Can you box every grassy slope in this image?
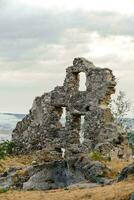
[0,177,133,200]
[0,155,133,200]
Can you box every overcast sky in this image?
[0,0,134,113]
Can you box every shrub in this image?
[0,140,15,160]
[89,150,103,161]
[0,188,8,193]
[89,150,111,162]
[109,90,134,158]
[128,132,134,156]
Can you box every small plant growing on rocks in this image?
[89,150,111,162]
[89,150,104,161]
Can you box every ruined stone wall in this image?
[12,58,117,154]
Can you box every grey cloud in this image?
[0,4,134,63]
[0,2,134,112]
[0,8,133,40]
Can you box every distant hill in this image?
[0,113,25,131]
[0,113,26,141]
[2,113,25,118]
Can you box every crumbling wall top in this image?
[66,57,95,73]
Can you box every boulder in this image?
[130,193,134,200]
[0,156,112,190]
[118,163,134,181]
[23,156,112,190]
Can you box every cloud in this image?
[0,1,134,112]
[0,8,134,65]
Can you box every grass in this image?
[0,154,33,173]
[0,153,133,200]
[0,177,133,200]
[105,158,133,179]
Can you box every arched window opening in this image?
[59,107,66,127]
[79,72,86,91]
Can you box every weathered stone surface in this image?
[22,156,111,190]
[23,160,84,190]
[0,176,13,189]
[12,57,117,155]
[0,156,111,191]
[118,163,134,181]
[0,167,23,189]
[94,142,114,155]
[130,193,134,200]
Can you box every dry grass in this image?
[0,155,33,172]
[0,155,133,200]
[0,177,133,200]
[105,158,132,178]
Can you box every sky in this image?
[0,0,134,113]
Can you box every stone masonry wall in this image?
[12,58,117,155]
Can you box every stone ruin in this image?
[12,57,117,156]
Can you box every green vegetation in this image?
[89,150,104,161]
[110,90,134,156]
[0,188,8,193]
[89,150,111,162]
[128,132,134,155]
[0,140,15,160]
[109,90,131,130]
